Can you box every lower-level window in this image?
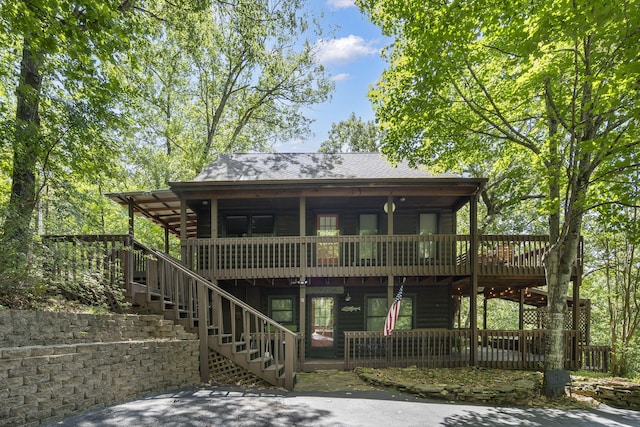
[269,296,295,324]
[366,295,414,331]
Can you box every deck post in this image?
[284,332,295,390]
[125,197,135,290]
[299,196,307,367]
[387,196,394,264]
[573,275,581,367]
[469,191,479,366]
[299,282,306,368]
[197,281,210,383]
[180,199,187,263]
[519,288,525,330]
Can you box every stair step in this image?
[236,349,260,359]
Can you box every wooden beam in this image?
[469,192,479,366]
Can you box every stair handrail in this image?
[139,242,297,389]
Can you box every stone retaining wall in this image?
[0,310,201,426]
[573,379,640,410]
[356,368,540,405]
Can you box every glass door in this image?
[317,214,339,265]
[309,296,335,357]
[419,213,438,259]
[359,213,378,264]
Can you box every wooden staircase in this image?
[128,244,297,389]
[41,235,297,390]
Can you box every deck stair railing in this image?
[41,235,297,390]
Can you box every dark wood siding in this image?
[301,284,452,358]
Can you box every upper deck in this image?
[184,234,569,289]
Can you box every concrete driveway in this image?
[49,386,640,427]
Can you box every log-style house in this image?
[45,153,608,389]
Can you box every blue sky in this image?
[274,0,391,153]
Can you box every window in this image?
[251,215,275,236]
[366,295,414,331]
[225,214,274,237]
[269,296,295,324]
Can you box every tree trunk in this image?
[543,221,582,394]
[2,44,43,258]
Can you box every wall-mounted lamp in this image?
[345,292,351,302]
[383,202,396,213]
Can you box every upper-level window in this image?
[225,214,274,237]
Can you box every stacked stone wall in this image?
[0,310,200,426]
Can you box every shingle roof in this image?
[192,153,456,182]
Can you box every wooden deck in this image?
[184,234,556,281]
[41,234,606,376]
[344,330,610,372]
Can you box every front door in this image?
[309,296,335,357]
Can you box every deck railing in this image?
[42,234,136,289]
[345,329,608,372]
[186,234,552,280]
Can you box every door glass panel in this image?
[419,213,438,258]
[359,213,378,261]
[311,297,334,348]
[317,214,339,265]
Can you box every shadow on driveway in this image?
[49,386,640,427]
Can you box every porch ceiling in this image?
[106,189,197,238]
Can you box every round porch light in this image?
[383,202,396,213]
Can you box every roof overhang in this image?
[106,177,486,239]
[170,177,487,212]
[105,189,197,238]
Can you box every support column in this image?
[387,195,394,297]
[164,227,170,254]
[125,197,135,289]
[197,282,210,383]
[387,275,394,306]
[210,198,218,238]
[299,283,306,367]
[180,199,187,263]
[127,197,135,237]
[483,296,488,330]
[519,288,525,330]
[469,192,479,366]
[298,196,307,367]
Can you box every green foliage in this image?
[318,112,381,153]
[583,204,640,377]
[358,0,640,376]
[124,0,333,180]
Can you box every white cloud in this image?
[331,73,351,82]
[326,0,356,9]
[314,35,380,65]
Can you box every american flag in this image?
[383,285,404,336]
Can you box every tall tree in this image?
[0,0,141,259]
[358,0,640,390]
[318,112,381,153]
[127,0,333,182]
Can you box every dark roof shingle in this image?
[192,153,455,182]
